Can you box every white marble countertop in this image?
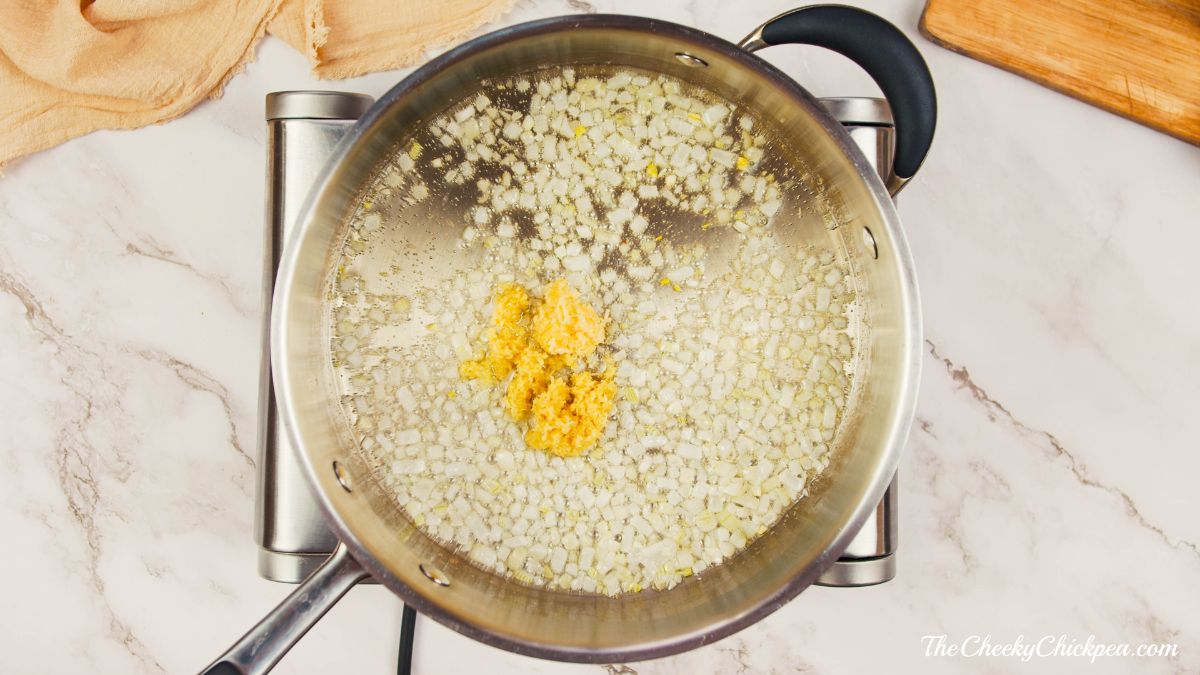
[2,0,1197,672]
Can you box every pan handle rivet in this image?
[862,226,879,259]
[332,460,353,492]
[420,563,451,587]
[674,52,708,68]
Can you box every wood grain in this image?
[921,0,1200,145]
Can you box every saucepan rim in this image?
[271,12,921,662]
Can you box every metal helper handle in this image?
[739,4,938,195]
[258,91,374,582]
[816,477,897,586]
[202,543,369,675]
[208,91,377,674]
[815,95,904,587]
[735,7,933,585]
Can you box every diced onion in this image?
[330,65,856,597]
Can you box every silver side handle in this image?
[257,91,373,582]
[816,97,900,587]
[816,479,897,586]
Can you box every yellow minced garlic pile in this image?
[460,279,617,458]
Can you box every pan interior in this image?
[278,16,913,661]
[329,59,860,590]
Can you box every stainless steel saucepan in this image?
[206,6,935,673]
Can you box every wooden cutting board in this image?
[920,0,1200,145]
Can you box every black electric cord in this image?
[397,604,417,675]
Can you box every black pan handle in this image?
[739,5,937,191]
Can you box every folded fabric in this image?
[0,0,515,168]
[270,0,515,79]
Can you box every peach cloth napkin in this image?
[0,0,514,168]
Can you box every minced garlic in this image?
[461,279,616,457]
[525,363,616,457]
[457,282,529,383]
[532,278,604,359]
